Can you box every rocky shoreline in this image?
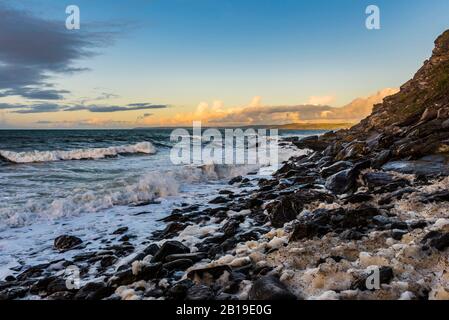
[2,30,449,301]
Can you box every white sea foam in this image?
[0,141,157,164]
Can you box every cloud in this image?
[139,89,398,126]
[12,104,60,114]
[34,118,134,128]
[0,102,168,114]
[0,3,115,100]
[307,95,336,106]
[63,103,168,113]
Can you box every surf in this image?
[0,141,157,164]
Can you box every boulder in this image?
[151,241,190,263]
[54,235,82,251]
[248,276,296,300]
[267,190,335,228]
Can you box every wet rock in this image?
[107,269,136,287]
[166,279,194,300]
[163,259,193,271]
[267,190,335,228]
[186,284,215,300]
[362,172,409,193]
[372,150,392,169]
[383,160,449,177]
[229,176,243,185]
[142,244,160,256]
[290,204,379,241]
[320,161,353,178]
[112,227,128,235]
[0,286,29,300]
[47,291,75,300]
[325,169,356,195]
[4,276,16,282]
[74,282,114,300]
[325,160,371,194]
[248,276,296,300]
[151,241,190,263]
[54,235,83,251]
[165,252,207,263]
[221,219,241,237]
[293,135,329,152]
[47,278,73,295]
[209,196,229,204]
[138,263,164,280]
[153,222,186,239]
[100,255,118,268]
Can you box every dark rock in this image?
[290,204,379,241]
[47,278,73,295]
[248,276,297,300]
[100,255,118,268]
[266,190,335,228]
[219,190,234,195]
[165,252,207,263]
[153,222,186,239]
[293,135,329,152]
[221,219,240,237]
[185,284,215,300]
[421,231,449,251]
[209,196,229,204]
[74,282,114,300]
[410,220,428,229]
[151,241,190,263]
[372,150,392,169]
[362,171,409,193]
[47,291,76,300]
[229,176,243,185]
[421,190,449,203]
[163,259,193,271]
[325,169,356,195]
[343,192,374,204]
[107,269,136,287]
[16,264,49,281]
[320,161,353,178]
[4,276,16,282]
[378,187,415,205]
[392,229,408,240]
[0,286,29,300]
[142,244,160,256]
[138,263,164,280]
[166,279,194,300]
[54,235,82,251]
[112,227,128,235]
[383,160,449,177]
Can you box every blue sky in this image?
[1,0,449,127]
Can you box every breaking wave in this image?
[0,142,157,164]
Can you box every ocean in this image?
[0,129,320,279]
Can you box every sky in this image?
[0,0,449,128]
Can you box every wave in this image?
[0,142,157,164]
[0,162,258,228]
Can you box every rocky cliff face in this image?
[308,30,449,163]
